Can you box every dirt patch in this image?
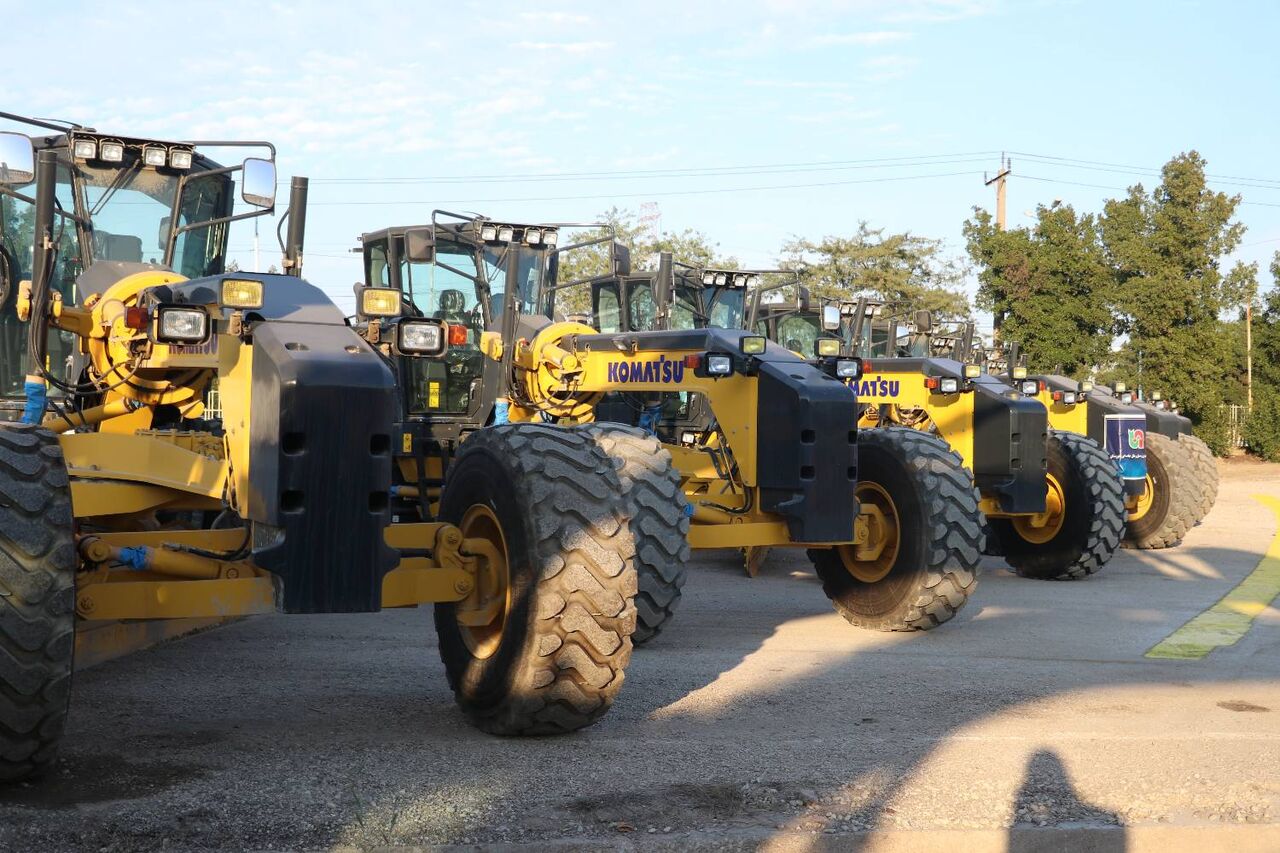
[1218,700,1271,713]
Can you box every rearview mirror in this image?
[821,304,841,331]
[913,309,933,334]
[404,228,435,263]
[611,242,632,276]
[0,132,34,186]
[797,286,812,313]
[241,158,277,208]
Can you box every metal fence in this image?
[1224,404,1247,449]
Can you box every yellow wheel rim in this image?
[841,481,900,583]
[1128,473,1155,521]
[456,504,511,660]
[1012,474,1067,544]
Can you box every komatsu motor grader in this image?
[973,339,1205,549]
[742,296,1125,582]
[356,216,984,642]
[0,120,644,784]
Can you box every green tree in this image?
[963,204,1114,377]
[553,207,735,315]
[778,222,969,317]
[1099,151,1254,453]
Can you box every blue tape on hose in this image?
[494,399,510,425]
[118,546,150,571]
[21,381,47,425]
[638,404,662,435]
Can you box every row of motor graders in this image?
[0,118,994,784]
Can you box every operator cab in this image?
[0,116,276,421]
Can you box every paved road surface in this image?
[1,460,1277,852]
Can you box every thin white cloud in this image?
[513,40,613,54]
[518,11,590,24]
[860,54,919,81]
[812,30,913,46]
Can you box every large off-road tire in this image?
[574,424,690,645]
[1123,432,1199,549]
[992,432,1125,579]
[1178,432,1219,524]
[0,424,76,783]
[435,424,639,735]
[809,428,983,631]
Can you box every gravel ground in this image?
[0,459,1277,851]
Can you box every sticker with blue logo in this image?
[1104,414,1147,481]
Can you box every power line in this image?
[302,169,986,206]
[300,151,1002,185]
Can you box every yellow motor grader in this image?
[355,219,986,642]
[0,119,645,783]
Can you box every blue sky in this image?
[3,0,1278,324]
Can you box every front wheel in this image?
[1178,433,1219,524]
[0,425,76,784]
[809,428,983,631]
[435,425,639,735]
[992,432,1125,579]
[1123,433,1198,549]
[573,424,689,646]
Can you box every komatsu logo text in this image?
[606,356,686,384]
[846,377,901,398]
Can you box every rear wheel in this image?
[992,432,1125,579]
[1178,433,1218,524]
[809,428,983,631]
[1123,432,1198,549]
[575,424,689,645]
[0,425,76,783]
[435,425,639,734]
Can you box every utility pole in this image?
[1247,301,1254,409]
[985,154,1011,230]
[985,154,1012,341]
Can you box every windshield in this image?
[77,161,229,278]
[671,285,745,331]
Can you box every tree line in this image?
[566,152,1275,459]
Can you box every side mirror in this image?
[404,228,435,263]
[241,158,277,208]
[611,242,632,276]
[159,216,171,251]
[797,285,812,313]
[0,132,35,186]
[913,309,933,334]
[821,304,841,331]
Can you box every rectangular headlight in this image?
[1011,366,1028,379]
[143,146,168,167]
[480,224,498,242]
[963,363,982,379]
[72,139,97,160]
[702,272,715,285]
[1120,392,1134,404]
[524,228,542,245]
[815,338,841,357]
[497,225,514,242]
[1114,382,1127,393]
[360,287,402,318]
[938,377,960,394]
[155,306,209,343]
[398,320,447,356]
[221,278,264,309]
[1020,380,1039,396]
[706,354,733,375]
[542,229,558,247]
[1079,381,1094,393]
[740,335,766,354]
[835,359,861,379]
[169,149,193,170]
[99,141,125,162]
